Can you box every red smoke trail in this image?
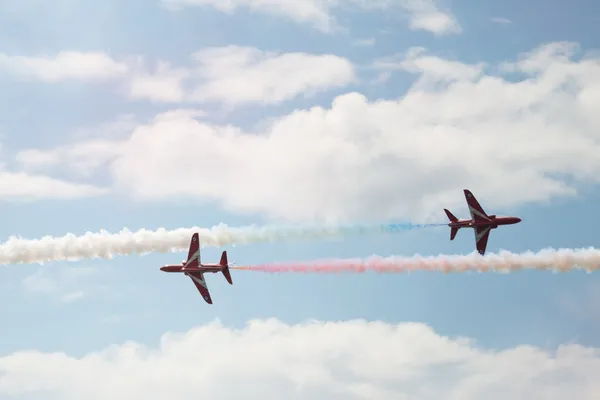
[230,248,600,274]
[232,259,481,273]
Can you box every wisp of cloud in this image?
[231,247,600,273]
[0,223,440,265]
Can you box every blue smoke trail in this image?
[326,221,445,236]
[381,222,446,232]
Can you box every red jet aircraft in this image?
[160,232,233,304]
[444,189,521,255]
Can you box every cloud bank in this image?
[0,47,355,107]
[0,319,598,399]
[161,0,462,35]
[13,41,600,222]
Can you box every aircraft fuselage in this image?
[160,263,223,273]
[448,216,521,229]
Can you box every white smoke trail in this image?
[0,222,438,265]
[231,247,600,274]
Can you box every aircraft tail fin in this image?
[444,208,458,222]
[220,251,233,285]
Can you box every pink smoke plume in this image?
[230,248,600,274]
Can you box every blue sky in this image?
[1,0,600,397]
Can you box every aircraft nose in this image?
[160,266,166,271]
[516,217,522,223]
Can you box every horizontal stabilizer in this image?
[450,227,459,240]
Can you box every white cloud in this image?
[492,17,512,25]
[16,114,137,178]
[1,47,354,107]
[352,37,376,46]
[0,51,129,82]
[187,46,356,106]
[162,0,339,32]
[69,113,139,141]
[400,0,462,35]
[22,266,115,303]
[17,140,126,178]
[370,71,392,85]
[0,138,109,201]
[17,41,600,223]
[0,172,108,201]
[23,266,96,302]
[161,0,461,35]
[373,47,486,86]
[127,61,190,103]
[15,110,200,181]
[127,46,355,106]
[500,41,581,74]
[0,319,598,399]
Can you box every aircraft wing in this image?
[474,225,492,255]
[187,271,213,304]
[464,189,491,223]
[185,233,200,268]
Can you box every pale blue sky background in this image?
[1,0,600,361]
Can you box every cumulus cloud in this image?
[0,134,110,201]
[17,140,127,178]
[0,171,108,201]
[161,0,461,35]
[0,319,598,399]
[16,114,137,179]
[163,0,339,32]
[126,61,190,103]
[373,47,486,86]
[186,45,355,106]
[124,46,355,105]
[400,0,462,35]
[0,47,354,107]
[16,41,600,222]
[0,51,129,82]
